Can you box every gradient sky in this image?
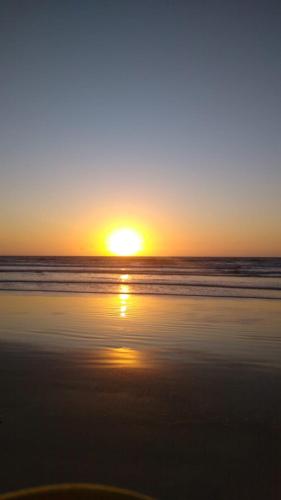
[0,0,280,256]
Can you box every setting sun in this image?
[107,229,143,256]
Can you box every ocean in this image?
[0,256,280,299]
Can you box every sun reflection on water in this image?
[105,347,142,368]
[119,280,130,318]
[120,274,129,281]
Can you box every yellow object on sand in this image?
[0,484,154,500]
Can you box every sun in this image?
[107,228,143,256]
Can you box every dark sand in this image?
[0,293,281,499]
[1,345,281,499]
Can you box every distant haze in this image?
[0,0,280,256]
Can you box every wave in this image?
[0,286,280,300]
[0,256,280,275]
[0,278,280,291]
[1,268,280,277]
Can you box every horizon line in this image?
[0,255,280,259]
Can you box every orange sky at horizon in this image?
[1,208,280,257]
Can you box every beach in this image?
[1,0,281,497]
[0,291,280,500]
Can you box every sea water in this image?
[0,256,280,299]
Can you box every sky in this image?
[0,0,280,256]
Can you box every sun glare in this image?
[107,229,143,256]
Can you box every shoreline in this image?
[1,289,280,300]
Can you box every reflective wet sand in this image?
[0,292,280,499]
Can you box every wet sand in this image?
[0,293,281,499]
